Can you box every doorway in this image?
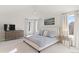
[24,19,38,36]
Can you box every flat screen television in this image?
[9,24,15,31]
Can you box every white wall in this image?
[38,15,60,30]
[0,10,41,41]
[0,13,60,32]
[0,6,61,41]
[0,14,24,31]
[0,5,62,32]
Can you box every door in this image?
[24,19,38,36]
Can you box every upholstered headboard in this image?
[39,26,59,36]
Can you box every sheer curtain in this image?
[61,14,68,37]
[61,10,79,47]
[74,10,79,47]
[61,13,72,46]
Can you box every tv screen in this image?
[9,24,15,31]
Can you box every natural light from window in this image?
[67,15,75,24]
[9,48,18,53]
[67,15,75,35]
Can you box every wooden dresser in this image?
[5,30,24,40]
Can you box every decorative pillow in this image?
[47,31,56,38]
[43,30,48,37]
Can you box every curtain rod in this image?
[61,10,79,15]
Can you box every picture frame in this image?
[44,18,55,25]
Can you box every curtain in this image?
[74,11,79,47]
[61,10,79,47]
[61,14,68,37]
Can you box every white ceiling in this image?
[0,5,79,16]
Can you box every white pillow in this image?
[43,30,48,37]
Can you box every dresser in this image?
[5,30,24,40]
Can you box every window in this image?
[67,15,75,35]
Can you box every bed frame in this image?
[23,40,59,53]
[23,40,41,53]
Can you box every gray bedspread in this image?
[26,35,58,47]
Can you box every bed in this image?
[23,31,59,53]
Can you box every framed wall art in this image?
[44,18,55,25]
